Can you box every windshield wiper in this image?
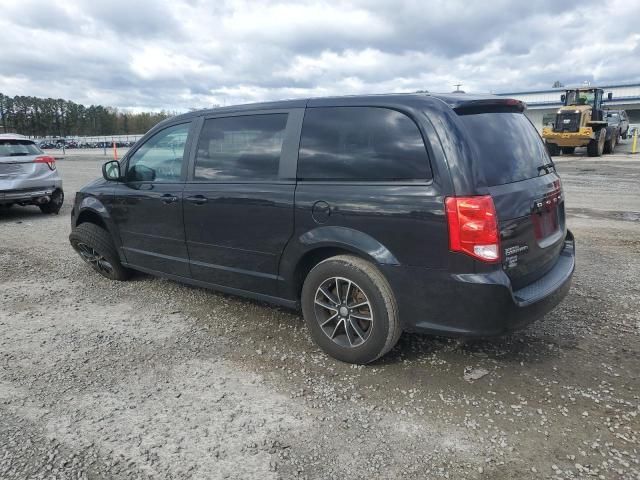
[538,162,555,175]
[9,153,29,156]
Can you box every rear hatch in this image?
[0,139,43,182]
[457,109,566,289]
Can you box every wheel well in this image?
[76,210,107,231]
[293,247,364,299]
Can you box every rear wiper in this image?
[538,162,555,175]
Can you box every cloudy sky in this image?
[1,0,639,112]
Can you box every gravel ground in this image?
[1,147,639,480]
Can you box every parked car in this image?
[69,94,575,364]
[0,134,64,214]
[605,110,630,139]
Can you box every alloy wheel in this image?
[75,242,114,275]
[314,276,373,348]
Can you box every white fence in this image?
[35,134,144,144]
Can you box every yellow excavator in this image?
[542,87,618,156]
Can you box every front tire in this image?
[587,130,605,157]
[301,255,401,364]
[69,223,131,281]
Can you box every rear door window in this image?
[298,107,431,181]
[458,112,550,186]
[194,114,288,181]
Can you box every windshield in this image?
[458,112,552,186]
[0,139,42,157]
[565,90,595,106]
[606,112,620,123]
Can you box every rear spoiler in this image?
[453,98,526,115]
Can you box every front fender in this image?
[77,195,109,218]
[73,193,126,262]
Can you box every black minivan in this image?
[70,93,575,364]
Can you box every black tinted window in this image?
[458,112,550,186]
[298,107,430,180]
[195,114,287,181]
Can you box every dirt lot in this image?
[1,148,639,480]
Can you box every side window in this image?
[194,114,288,181]
[126,123,190,182]
[298,107,431,181]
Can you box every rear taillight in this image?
[34,155,56,170]
[445,195,500,263]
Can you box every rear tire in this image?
[39,189,64,214]
[301,255,401,364]
[561,147,575,155]
[603,135,616,154]
[587,130,605,157]
[69,223,131,281]
[546,142,560,156]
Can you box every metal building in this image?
[496,83,640,131]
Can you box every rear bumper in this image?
[380,230,575,337]
[0,186,61,204]
[0,171,62,204]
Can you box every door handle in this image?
[185,195,208,205]
[161,194,178,204]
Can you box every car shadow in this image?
[0,205,47,223]
[376,325,571,367]
[0,203,70,223]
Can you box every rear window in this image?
[458,112,550,186]
[0,139,42,157]
[298,107,431,181]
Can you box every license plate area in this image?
[532,207,559,239]
[532,186,562,241]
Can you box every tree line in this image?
[0,93,175,137]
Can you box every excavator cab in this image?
[562,88,600,108]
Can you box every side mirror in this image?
[102,160,121,181]
[560,94,566,103]
[607,92,613,101]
